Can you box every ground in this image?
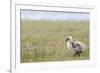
[20,20,89,63]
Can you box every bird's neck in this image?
[66,41,73,49]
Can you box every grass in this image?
[20,20,89,63]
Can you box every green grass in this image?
[20,20,89,63]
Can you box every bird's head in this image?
[65,36,73,42]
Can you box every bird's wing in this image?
[74,41,87,51]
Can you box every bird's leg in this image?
[74,51,82,57]
[74,52,78,57]
[77,53,80,57]
[77,51,83,57]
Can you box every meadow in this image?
[20,20,89,63]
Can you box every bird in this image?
[65,36,86,57]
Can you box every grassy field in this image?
[20,20,89,63]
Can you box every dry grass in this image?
[20,20,89,63]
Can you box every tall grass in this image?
[21,20,89,63]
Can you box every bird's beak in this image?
[65,38,69,42]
